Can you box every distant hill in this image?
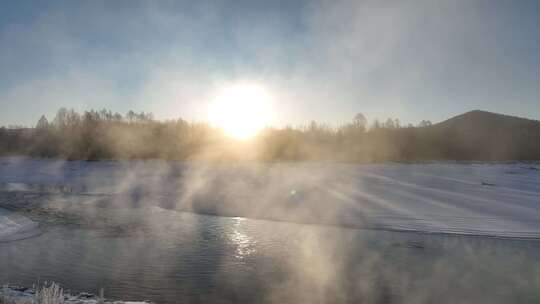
[436,110,540,130]
[415,110,540,160]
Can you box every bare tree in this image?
[418,120,432,127]
[353,113,367,130]
[384,118,395,129]
[36,115,49,130]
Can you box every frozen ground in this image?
[1,157,540,239]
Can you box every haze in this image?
[1,0,540,127]
[2,2,540,304]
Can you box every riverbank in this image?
[1,285,151,304]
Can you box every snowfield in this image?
[1,157,540,239]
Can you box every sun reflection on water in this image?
[230,217,256,259]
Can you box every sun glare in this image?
[208,83,273,140]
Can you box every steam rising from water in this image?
[1,158,540,303]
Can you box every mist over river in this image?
[1,157,540,303]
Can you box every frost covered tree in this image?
[371,119,381,130]
[418,120,432,127]
[36,115,49,130]
[384,118,395,129]
[353,113,367,130]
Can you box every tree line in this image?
[1,108,538,162]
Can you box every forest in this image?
[1,108,539,162]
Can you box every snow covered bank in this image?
[0,208,40,242]
[2,157,540,239]
[0,285,151,304]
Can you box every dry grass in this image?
[1,282,64,304]
[34,282,64,304]
[0,282,113,304]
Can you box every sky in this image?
[1,0,540,127]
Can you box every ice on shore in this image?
[0,285,151,304]
[0,207,40,242]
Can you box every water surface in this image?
[1,158,540,303]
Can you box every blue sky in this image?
[1,0,540,127]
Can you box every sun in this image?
[208,83,273,140]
